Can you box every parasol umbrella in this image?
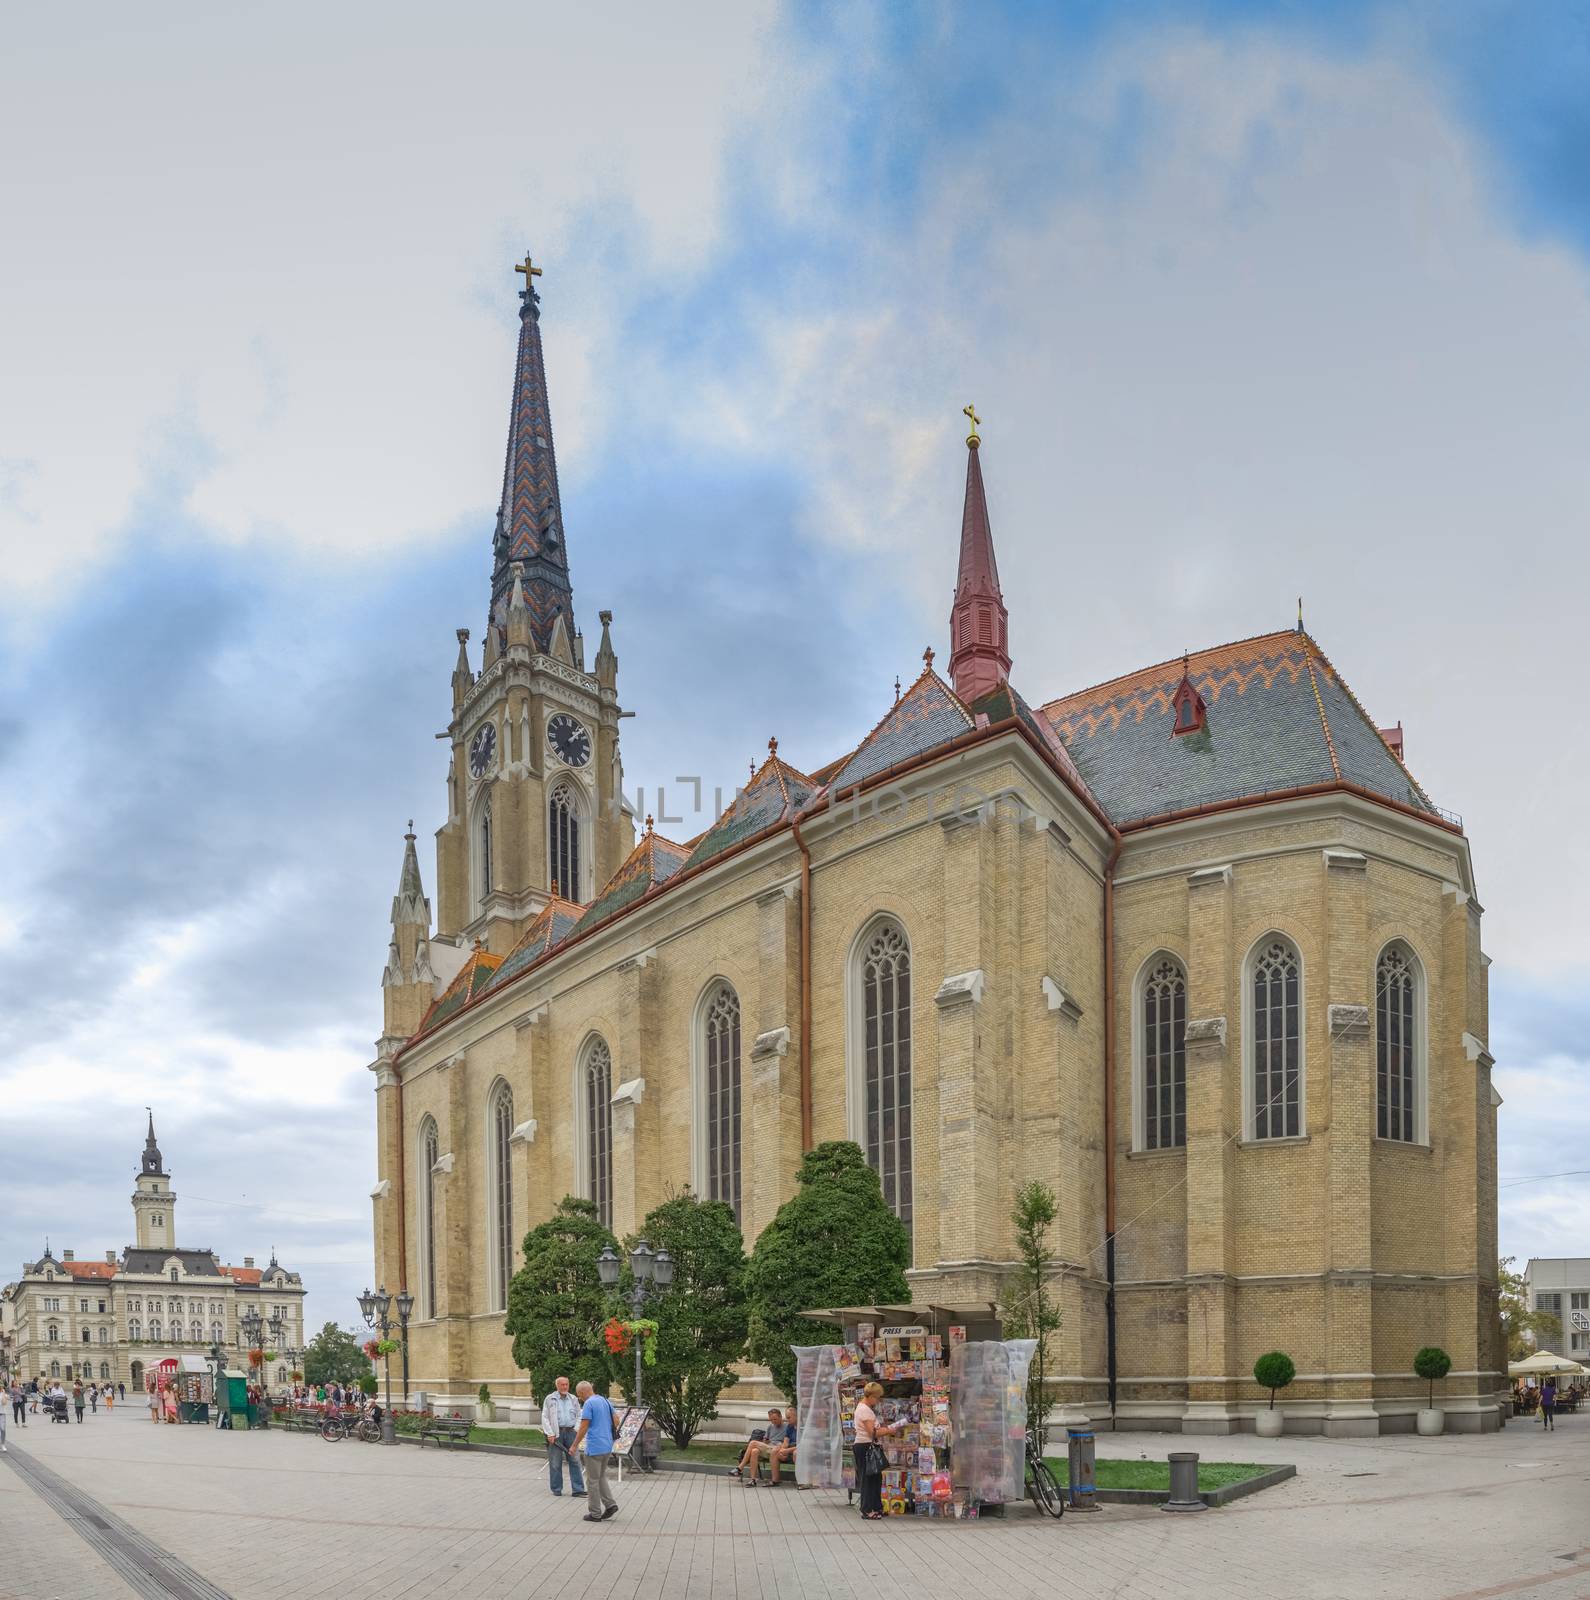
[1507,1351,1588,1378]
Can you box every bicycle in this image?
[320,1408,382,1444]
[1025,1428,1065,1518]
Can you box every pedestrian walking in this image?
[73,1383,85,1422]
[117,1382,125,1401]
[90,1386,98,1413]
[569,1381,618,1523]
[1,1392,7,1453]
[1541,1377,1557,1431]
[8,1380,24,1427]
[541,1376,586,1498]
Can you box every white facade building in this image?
[0,1118,306,1390]
[1523,1258,1590,1360]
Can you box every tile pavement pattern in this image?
[4,1410,1590,1600]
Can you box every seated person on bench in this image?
[735,1409,796,1484]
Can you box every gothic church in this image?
[369,260,1503,1435]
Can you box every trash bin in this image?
[1066,1428,1098,1511]
[1162,1451,1206,1513]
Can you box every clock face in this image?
[468,722,497,778]
[547,713,591,768]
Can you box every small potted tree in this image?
[1413,1347,1451,1436]
[477,1382,495,1423]
[1253,1351,1295,1437]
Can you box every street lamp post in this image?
[596,1241,674,1407]
[394,1289,414,1407]
[268,1311,284,1397]
[357,1286,399,1445]
[207,1342,225,1427]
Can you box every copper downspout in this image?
[395,1072,408,1292]
[1101,835,1123,1422]
[791,806,816,1152]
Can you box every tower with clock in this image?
[422,258,635,956]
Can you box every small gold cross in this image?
[515,254,543,291]
[963,403,981,445]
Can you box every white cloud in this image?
[0,1,774,602]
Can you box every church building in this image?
[368,259,1503,1435]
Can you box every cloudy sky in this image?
[2,1,1587,1338]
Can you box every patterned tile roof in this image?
[828,666,975,793]
[417,943,504,1034]
[968,679,1096,801]
[571,826,691,937]
[1041,630,1433,827]
[483,895,587,993]
[677,746,820,875]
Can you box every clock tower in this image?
[132,1111,175,1250]
[431,258,634,951]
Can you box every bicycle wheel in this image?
[1028,1456,1065,1519]
[359,1419,383,1443]
[319,1418,345,1442]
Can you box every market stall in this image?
[793,1303,1034,1520]
[149,1354,217,1423]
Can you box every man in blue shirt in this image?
[570,1380,619,1521]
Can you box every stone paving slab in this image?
[4,1408,1590,1600]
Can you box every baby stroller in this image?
[51,1394,70,1423]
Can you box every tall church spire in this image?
[947,406,1011,704]
[490,253,576,656]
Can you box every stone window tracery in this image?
[583,1037,612,1230]
[1376,944,1418,1142]
[549,780,580,899]
[703,984,743,1223]
[487,1080,514,1313]
[419,1116,440,1320]
[1251,937,1302,1139]
[1142,956,1187,1150]
[859,921,913,1226]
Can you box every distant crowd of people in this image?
[3,1376,124,1443]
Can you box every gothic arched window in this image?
[486,1080,515,1312]
[701,984,743,1223]
[419,1116,440,1320]
[47,1323,59,1342]
[100,1361,110,1380]
[478,794,494,900]
[582,1037,613,1229]
[857,920,913,1226]
[1249,936,1302,1140]
[1377,944,1419,1142]
[1140,956,1187,1150]
[549,780,581,899]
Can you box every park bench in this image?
[417,1414,473,1449]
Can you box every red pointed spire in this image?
[947,409,1010,704]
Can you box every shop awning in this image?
[795,1303,1003,1331]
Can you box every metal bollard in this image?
[1162,1450,1206,1513]
[1067,1427,1099,1511]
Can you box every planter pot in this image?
[1416,1408,1444,1437]
[1254,1408,1285,1438]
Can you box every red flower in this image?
[603,1317,631,1355]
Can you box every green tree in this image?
[505,1195,617,1397]
[1253,1351,1295,1409]
[302,1322,368,1386]
[616,1189,749,1448]
[1499,1256,1563,1360]
[1413,1346,1452,1409]
[999,1180,1062,1439]
[745,1141,910,1401]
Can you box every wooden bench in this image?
[417,1415,472,1449]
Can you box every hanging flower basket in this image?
[603,1317,659,1366]
[247,1348,265,1367]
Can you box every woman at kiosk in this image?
[852,1381,901,1521]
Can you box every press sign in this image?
[878,1325,927,1337]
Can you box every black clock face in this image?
[547,713,591,768]
[468,722,497,778]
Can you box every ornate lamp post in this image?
[596,1241,674,1407]
[207,1342,225,1427]
[394,1289,415,1407]
[267,1310,284,1394]
[357,1286,399,1445]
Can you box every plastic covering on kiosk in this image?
[950,1339,1036,1506]
[793,1344,845,1488]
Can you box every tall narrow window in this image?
[549,781,580,899]
[420,1117,440,1319]
[703,984,743,1222]
[1251,937,1302,1139]
[583,1038,613,1229]
[479,796,494,898]
[1376,944,1417,1142]
[1142,956,1187,1150]
[859,921,913,1226]
[487,1080,515,1312]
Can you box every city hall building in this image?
[367,260,1503,1435]
[2,1119,306,1392]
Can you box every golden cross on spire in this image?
[515,253,543,293]
[963,403,981,448]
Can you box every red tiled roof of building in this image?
[62,1260,117,1280]
[224,1266,262,1286]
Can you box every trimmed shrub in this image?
[1253,1351,1296,1409]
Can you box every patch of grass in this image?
[467,1426,545,1448]
[657,1440,748,1466]
[1046,1458,1271,1492]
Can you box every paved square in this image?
[3,1409,1589,1600]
